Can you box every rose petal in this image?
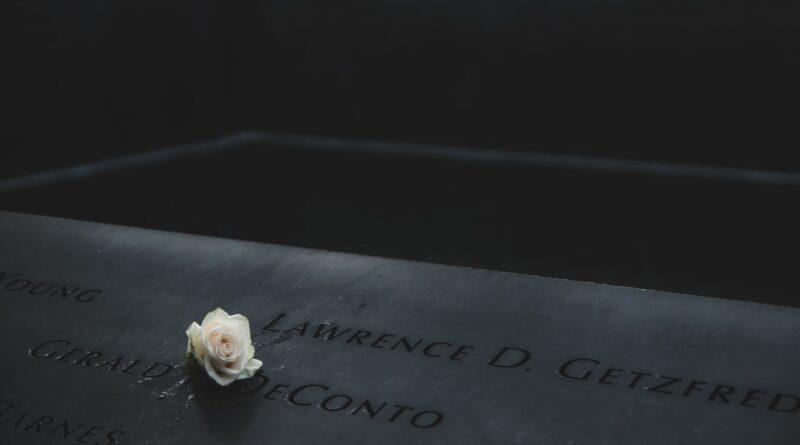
[203,355,236,386]
[201,307,229,327]
[215,337,241,362]
[211,350,244,375]
[185,322,203,360]
[237,358,263,380]
[203,324,227,356]
[228,314,251,340]
[247,344,255,360]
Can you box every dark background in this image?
[1,1,798,306]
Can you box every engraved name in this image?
[0,400,124,444]
[221,371,444,429]
[0,271,102,302]
[263,312,531,370]
[558,357,800,413]
[30,339,177,379]
[28,339,445,430]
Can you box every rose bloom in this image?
[186,308,263,386]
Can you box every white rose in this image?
[186,307,263,386]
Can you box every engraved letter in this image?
[288,384,329,406]
[558,358,599,380]
[30,339,71,359]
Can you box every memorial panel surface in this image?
[0,211,798,444]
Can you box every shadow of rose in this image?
[185,364,269,440]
